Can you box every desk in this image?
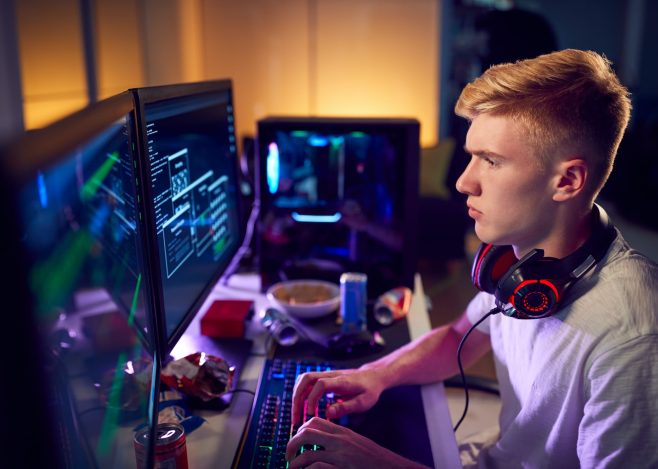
[171,273,461,469]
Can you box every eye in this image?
[483,156,497,167]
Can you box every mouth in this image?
[467,204,482,219]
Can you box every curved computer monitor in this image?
[131,80,243,355]
[256,117,420,299]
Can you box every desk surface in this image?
[171,273,461,469]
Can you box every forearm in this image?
[361,320,490,389]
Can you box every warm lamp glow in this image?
[17,0,439,146]
[315,0,438,148]
[23,99,89,130]
[16,0,88,129]
[201,0,438,148]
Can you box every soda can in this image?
[339,272,368,333]
[373,286,412,326]
[260,307,300,346]
[134,423,188,469]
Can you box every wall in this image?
[200,0,439,146]
[0,0,23,141]
[15,0,88,129]
[9,0,440,148]
[517,0,657,106]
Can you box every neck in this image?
[514,204,594,260]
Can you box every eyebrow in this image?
[463,146,506,159]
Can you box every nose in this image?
[455,159,480,196]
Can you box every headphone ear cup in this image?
[496,250,564,318]
[509,279,561,318]
[471,244,518,294]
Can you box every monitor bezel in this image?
[0,91,162,468]
[256,116,420,293]
[131,79,244,357]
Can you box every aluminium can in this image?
[339,272,368,333]
[134,422,188,469]
[260,307,300,346]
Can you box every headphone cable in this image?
[453,306,501,432]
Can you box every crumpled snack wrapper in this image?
[161,352,235,402]
[99,358,153,419]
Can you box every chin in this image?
[473,224,493,245]
[474,224,508,247]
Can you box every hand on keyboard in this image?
[285,417,429,469]
[290,367,387,426]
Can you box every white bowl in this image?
[266,280,340,319]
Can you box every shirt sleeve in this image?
[578,335,658,468]
[465,291,497,335]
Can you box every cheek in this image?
[497,172,550,207]
[475,182,547,242]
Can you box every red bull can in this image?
[340,272,368,333]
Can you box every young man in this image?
[285,49,658,468]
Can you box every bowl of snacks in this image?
[266,279,340,319]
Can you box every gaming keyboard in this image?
[234,358,340,469]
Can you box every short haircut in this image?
[455,49,632,200]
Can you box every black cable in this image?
[219,201,260,285]
[453,306,501,432]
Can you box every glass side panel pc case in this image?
[256,117,420,299]
[131,80,244,356]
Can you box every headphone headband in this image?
[551,204,616,280]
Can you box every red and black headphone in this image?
[471,204,617,319]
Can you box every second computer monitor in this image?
[257,117,420,299]
[132,80,243,354]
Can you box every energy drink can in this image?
[134,423,188,469]
[340,272,368,333]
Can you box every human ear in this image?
[553,158,587,202]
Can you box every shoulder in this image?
[596,231,658,304]
[563,231,658,349]
[575,229,658,297]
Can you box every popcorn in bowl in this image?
[266,279,340,318]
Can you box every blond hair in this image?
[455,49,631,199]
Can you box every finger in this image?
[285,425,330,463]
[304,378,332,419]
[292,371,342,424]
[306,376,364,418]
[326,395,366,420]
[291,373,319,425]
[293,370,344,399]
[288,449,334,469]
[299,375,345,423]
[286,419,345,460]
[287,423,348,469]
[301,416,343,433]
